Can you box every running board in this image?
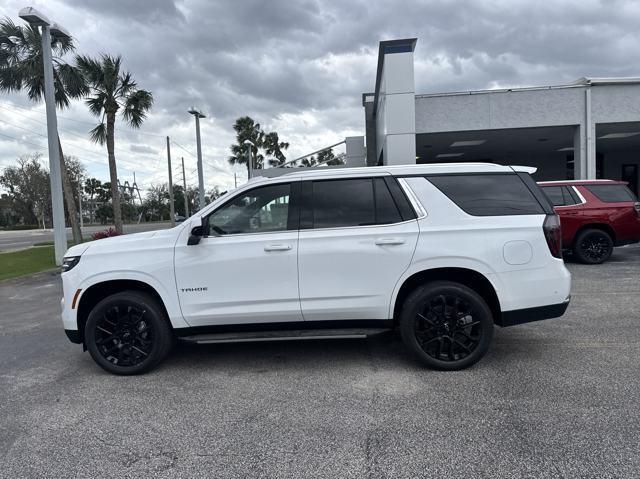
[179,328,392,345]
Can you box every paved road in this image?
[1,246,639,478]
[0,223,173,252]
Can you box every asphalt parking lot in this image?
[1,246,639,478]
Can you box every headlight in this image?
[61,256,81,272]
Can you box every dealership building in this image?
[360,38,640,195]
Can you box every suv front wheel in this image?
[85,291,173,375]
[400,281,494,370]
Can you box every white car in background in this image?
[61,163,571,375]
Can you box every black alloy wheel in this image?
[95,304,154,367]
[400,281,493,370]
[85,291,172,375]
[574,229,613,264]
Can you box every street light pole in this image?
[181,157,189,218]
[244,139,254,180]
[19,7,66,265]
[166,136,175,227]
[188,108,206,209]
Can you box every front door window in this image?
[206,183,291,235]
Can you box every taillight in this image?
[634,202,640,218]
[543,214,562,259]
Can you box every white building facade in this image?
[363,38,640,195]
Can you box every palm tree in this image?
[76,54,153,234]
[228,116,289,172]
[0,17,87,244]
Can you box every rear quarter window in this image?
[585,184,637,203]
[426,174,546,216]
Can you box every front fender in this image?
[76,270,188,329]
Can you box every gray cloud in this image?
[3,0,640,191]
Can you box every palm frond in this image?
[85,91,107,117]
[75,54,104,85]
[122,89,153,128]
[0,65,23,92]
[0,17,23,40]
[89,122,107,145]
[55,62,87,99]
[51,34,74,57]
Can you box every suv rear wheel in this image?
[573,228,613,264]
[85,291,173,375]
[399,281,494,370]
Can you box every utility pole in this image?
[188,108,206,209]
[166,136,175,227]
[181,157,189,218]
[78,186,83,228]
[234,172,237,188]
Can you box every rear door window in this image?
[307,177,406,229]
[426,174,546,216]
[311,179,375,228]
[585,184,637,202]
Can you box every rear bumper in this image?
[496,296,570,327]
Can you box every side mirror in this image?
[187,226,203,245]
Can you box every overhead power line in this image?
[0,113,164,168]
[0,131,46,150]
[0,102,166,138]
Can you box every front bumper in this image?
[496,296,571,327]
[65,329,82,344]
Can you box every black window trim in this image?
[384,176,418,221]
[202,180,300,237]
[565,186,583,205]
[300,176,416,231]
[554,185,582,207]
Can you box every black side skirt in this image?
[173,319,394,337]
[496,299,570,327]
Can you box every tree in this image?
[206,186,225,205]
[62,156,85,220]
[84,177,102,223]
[0,17,87,243]
[228,116,289,172]
[298,148,344,168]
[76,53,153,234]
[0,154,51,227]
[143,184,169,221]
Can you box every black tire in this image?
[399,281,494,371]
[573,228,613,264]
[85,291,173,375]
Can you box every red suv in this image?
[538,180,640,264]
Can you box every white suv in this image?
[61,163,571,375]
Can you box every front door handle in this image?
[264,244,292,252]
[375,238,405,246]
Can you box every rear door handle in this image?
[375,238,405,246]
[264,244,292,252]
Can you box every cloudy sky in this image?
[2,0,640,194]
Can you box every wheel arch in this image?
[573,223,616,245]
[392,267,502,325]
[76,279,172,346]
